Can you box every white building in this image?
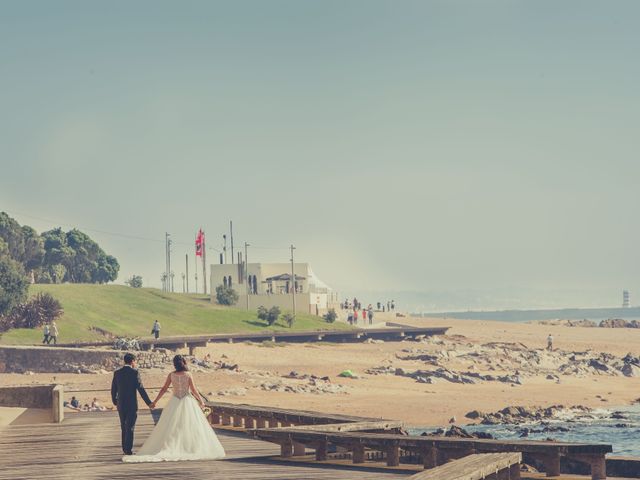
[210,262,339,315]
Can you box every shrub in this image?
[215,285,238,305]
[0,255,28,317]
[282,313,294,328]
[125,275,143,288]
[8,292,63,329]
[257,305,281,326]
[323,308,337,323]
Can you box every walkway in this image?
[0,411,407,480]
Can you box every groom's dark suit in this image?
[111,365,152,454]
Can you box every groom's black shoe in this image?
[124,451,133,455]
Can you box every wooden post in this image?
[352,444,365,464]
[315,441,328,461]
[221,414,231,426]
[256,417,267,428]
[422,446,438,469]
[280,440,294,457]
[293,442,306,456]
[233,416,244,427]
[541,453,561,477]
[386,444,400,467]
[189,345,196,356]
[589,455,606,480]
[245,417,256,429]
[509,463,522,480]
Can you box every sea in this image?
[411,404,640,455]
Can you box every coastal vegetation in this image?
[0,284,351,345]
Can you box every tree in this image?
[323,308,337,323]
[125,275,143,288]
[215,285,238,305]
[0,213,45,275]
[0,255,28,317]
[257,305,281,326]
[40,227,119,283]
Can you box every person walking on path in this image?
[42,324,50,344]
[48,322,59,344]
[547,333,554,351]
[111,353,153,455]
[152,320,161,340]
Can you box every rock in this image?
[465,410,485,420]
[599,318,629,328]
[621,363,640,377]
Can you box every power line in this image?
[3,209,221,251]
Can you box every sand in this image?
[2,317,640,428]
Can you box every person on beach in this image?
[48,322,59,344]
[42,324,50,344]
[152,320,161,339]
[368,307,374,325]
[547,334,554,351]
[362,308,367,322]
[353,309,359,324]
[347,311,353,325]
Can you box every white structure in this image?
[210,262,339,315]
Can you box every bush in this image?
[125,275,143,288]
[323,308,337,323]
[0,255,28,317]
[282,313,294,328]
[215,285,238,305]
[7,292,63,330]
[257,305,281,326]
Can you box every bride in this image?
[123,355,226,462]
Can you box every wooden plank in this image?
[0,412,406,480]
[409,453,521,480]
[285,421,404,433]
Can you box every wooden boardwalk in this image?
[0,411,407,480]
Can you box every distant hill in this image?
[0,284,348,345]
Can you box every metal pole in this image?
[230,221,234,264]
[182,273,185,293]
[185,254,189,293]
[167,235,173,292]
[244,242,250,311]
[202,231,207,295]
[290,244,296,322]
[194,251,198,294]
[164,233,169,292]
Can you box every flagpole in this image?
[202,230,207,295]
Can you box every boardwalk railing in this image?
[205,402,612,480]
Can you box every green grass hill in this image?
[0,284,349,345]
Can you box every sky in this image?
[1,1,639,311]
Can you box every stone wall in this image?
[0,345,170,373]
[0,385,56,408]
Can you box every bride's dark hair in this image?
[173,354,188,372]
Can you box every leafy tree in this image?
[323,308,337,323]
[0,213,45,274]
[215,285,238,305]
[0,256,28,317]
[7,292,63,329]
[125,275,143,288]
[40,227,119,283]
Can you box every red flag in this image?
[195,229,204,257]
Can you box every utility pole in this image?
[185,254,189,293]
[182,273,185,293]
[164,233,169,292]
[166,233,173,292]
[230,220,234,264]
[202,231,207,295]
[194,254,198,294]
[223,234,227,264]
[290,244,296,322]
[244,242,250,310]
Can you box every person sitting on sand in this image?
[90,397,112,411]
[64,396,81,411]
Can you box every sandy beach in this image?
[2,316,640,428]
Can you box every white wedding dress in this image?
[123,372,226,462]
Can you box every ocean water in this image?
[412,405,640,456]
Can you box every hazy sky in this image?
[2,1,639,310]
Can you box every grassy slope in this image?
[0,284,349,345]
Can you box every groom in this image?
[111,353,153,455]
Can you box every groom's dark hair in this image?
[124,353,136,365]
